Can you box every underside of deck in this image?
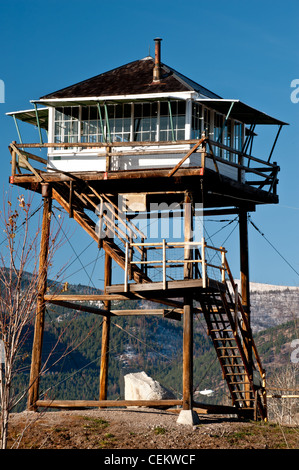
[9,165,278,210]
[106,277,226,298]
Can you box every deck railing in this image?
[9,138,279,195]
[123,238,227,291]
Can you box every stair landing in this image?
[106,277,225,297]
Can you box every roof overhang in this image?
[32,91,194,107]
[6,98,288,130]
[6,107,49,129]
[197,99,288,126]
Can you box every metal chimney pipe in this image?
[153,38,162,82]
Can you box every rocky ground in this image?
[5,407,299,450]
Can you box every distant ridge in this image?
[234,279,299,293]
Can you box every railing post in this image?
[124,242,129,292]
[201,133,206,170]
[221,248,226,283]
[106,145,111,173]
[11,142,17,178]
[201,237,206,288]
[162,239,166,290]
[234,283,238,334]
[128,236,133,280]
[97,198,104,249]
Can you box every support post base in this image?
[177,410,200,426]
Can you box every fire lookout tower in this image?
[7,38,287,421]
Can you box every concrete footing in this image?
[177,409,200,426]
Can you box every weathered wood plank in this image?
[99,252,112,401]
[106,278,205,293]
[168,136,206,177]
[35,399,237,414]
[36,399,183,409]
[28,192,52,410]
[44,294,129,301]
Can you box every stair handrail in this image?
[223,255,266,381]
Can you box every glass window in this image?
[53,100,188,146]
[191,103,203,139]
[107,103,131,142]
[223,120,233,161]
[214,113,223,157]
[54,106,80,146]
[81,106,103,143]
[159,100,185,141]
[203,107,210,138]
[234,122,243,151]
[133,102,158,142]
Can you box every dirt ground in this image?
[5,407,299,450]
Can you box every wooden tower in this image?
[7,38,287,420]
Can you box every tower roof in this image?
[40,57,221,100]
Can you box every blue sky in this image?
[0,0,298,288]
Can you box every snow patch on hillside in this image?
[234,280,299,293]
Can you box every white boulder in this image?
[124,371,176,407]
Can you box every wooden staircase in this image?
[51,181,151,284]
[196,280,267,420]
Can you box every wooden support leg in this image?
[183,299,193,410]
[27,186,52,411]
[99,252,112,401]
[182,192,194,410]
[239,209,250,322]
[239,209,253,409]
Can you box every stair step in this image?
[233,397,254,401]
[210,328,233,333]
[222,362,245,366]
[229,380,251,385]
[219,355,242,359]
[225,372,246,376]
[214,337,236,342]
[210,319,230,325]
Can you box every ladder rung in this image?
[214,338,236,342]
[233,397,254,401]
[222,364,244,368]
[219,355,242,359]
[225,372,246,376]
[229,381,250,385]
[210,328,232,332]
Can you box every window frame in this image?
[190,102,245,163]
[50,100,188,151]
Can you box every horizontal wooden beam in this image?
[35,399,238,415]
[44,294,130,302]
[192,401,238,415]
[36,399,183,409]
[14,139,197,149]
[46,299,109,316]
[44,292,188,312]
[45,296,182,319]
[10,167,206,184]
